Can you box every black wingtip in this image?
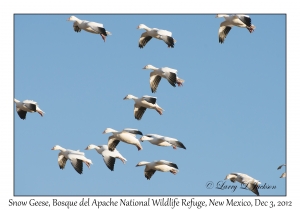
[166,36,175,48]
[136,131,143,135]
[179,142,187,150]
[169,163,179,169]
[107,158,115,171]
[98,27,107,36]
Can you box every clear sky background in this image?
[13,14,286,196]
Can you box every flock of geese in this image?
[14,14,286,196]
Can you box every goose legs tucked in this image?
[84,161,91,168]
[170,169,177,175]
[247,25,255,33]
[176,78,184,87]
[155,107,163,115]
[37,110,44,117]
[118,157,126,164]
[136,145,143,151]
[100,34,106,42]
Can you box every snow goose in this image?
[279,172,286,178]
[67,16,112,42]
[123,94,164,120]
[216,14,256,44]
[51,145,93,174]
[143,64,185,93]
[225,173,261,196]
[136,160,179,180]
[137,24,176,48]
[85,144,127,171]
[140,134,186,149]
[277,164,286,170]
[14,98,44,120]
[277,164,286,178]
[103,128,143,151]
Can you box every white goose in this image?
[143,64,185,93]
[14,98,44,120]
[103,128,143,151]
[225,172,261,196]
[277,164,286,178]
[136,160,179,180]
[137,24,176,48]
[123,94,164,120]
[85,144,127,171]
[140,134,186,150]
[67,16,112,42]
[51,145,93,174]
[216,14,256,44]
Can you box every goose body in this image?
[103,128,143,151]
[143,65,185,93]
[137,24,176,48]
[216,14,256,43]
[14,98,44,120]
[85,144,127,171]
[136,160,179,180]
[140,134,186,149]
[51,145,93,174]
[67,16,112,42]
[225,172,261,196]
[123,94,164,120]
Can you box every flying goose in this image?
[123,94,164,120]
[51,145,93,174]
[137,24,176,48]
[277,164,286,178]
[14,98,44,120]
[136,160,179,180]
[102,128,143,151]
[277,164,286,170]
[279,172,286,178]
[143,65,185,93]
[85,144,127,171]
[225,172,261,196]
[140,134,186,149]
[216,14,256,43]
[67,16,112,42]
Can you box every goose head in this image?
[137,24,147,29]
[67,16,79,21]
[51,145,64,151]
[123,94,137,100]
[143,64,157,70]
[102,128,118,134]
[85,144,98,150]
[136,161,150,167]
[215,14,229,18]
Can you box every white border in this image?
[1,0,299,209]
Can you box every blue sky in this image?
[13,14,286,196]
